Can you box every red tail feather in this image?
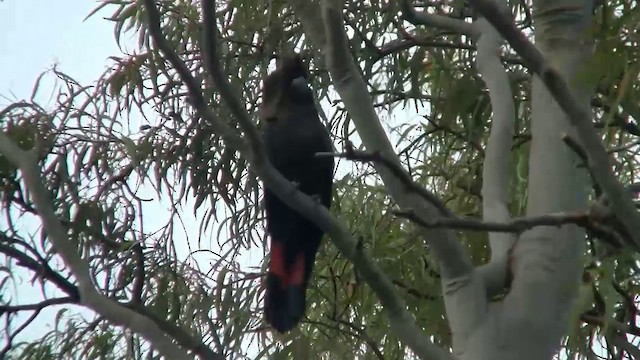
[269,241,305,287]
[265,240,308,333]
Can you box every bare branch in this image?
[317,143,451,216]
[400,0,477,36]
[476,16,517,251]
[377,34,475,60]
[473,12,518,308]
[0,297,74,315]
[396,209,628,249]
[0,235,79,299]
[467,0,640,249]
[394,210,589,233]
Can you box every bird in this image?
[259,54,334,333]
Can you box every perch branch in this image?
[317,143,451,216]
[400,0,477,36]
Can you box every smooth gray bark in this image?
[475,14,518,303]
[462,1,593,359]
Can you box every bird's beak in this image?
[290,76,309,91]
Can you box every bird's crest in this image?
[260,54,309,122]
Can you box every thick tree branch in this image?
[295,0,472,278]
[473,12,518,308]
[400,0,477,36]
[303,0,480,358]
[466,0,640,249]
[476,16,517,253]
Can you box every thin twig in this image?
[394,210,589,233]
[0,297,74,315]
[317,143,452,216]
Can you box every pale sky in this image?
[0,1,121,104]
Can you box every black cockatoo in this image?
[260,55,334,333]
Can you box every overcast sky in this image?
[0,1,122,104]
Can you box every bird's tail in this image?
[264,240,308,333]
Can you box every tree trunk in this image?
[462,1,594,359]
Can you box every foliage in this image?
[1,0,639,359]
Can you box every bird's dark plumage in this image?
[260,55,334,333]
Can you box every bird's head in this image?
[259,54,314,123]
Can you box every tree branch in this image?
[476,15,517,252]
[581,314,640,337]
[0,302,42,358]
[396,209,628,249]
[317,143,451,216]
[309,0,478,358]
[400,0,477,36]
[473,11,518,308]
[394,210,589,233]
[0,131,192,359]
[0,297,74,315]
[0,235,79,299]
